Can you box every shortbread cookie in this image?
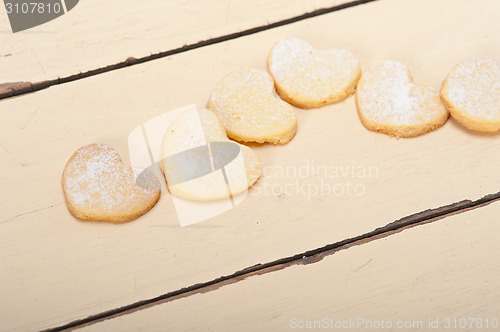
[356,61,449,137]
[207,68,297,145]
[62,144,161,222]
[440,56,500,132]
[161,108,261,201]
[268,37,361,109]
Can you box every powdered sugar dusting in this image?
[207,68,296,143]
[357,61,441,126]
[270,38,314,81]
[445,56,500,120]
[63,144,160,219]
[269,38,360,103]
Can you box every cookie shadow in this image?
[448,116,500,138]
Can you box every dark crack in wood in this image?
[0,0,378,101]
[44,191,500,331]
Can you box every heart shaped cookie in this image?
[62,144,161,222]
[161,108,261,201]
[356,60,449,137]
[441,56,500,132]
[207,68,297,145]
[268,37,361,109]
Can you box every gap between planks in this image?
[0,0,377,101]
[44,190,500,332]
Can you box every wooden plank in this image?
[0,0,353,85]
[79,201,500,332]
[1,0,500,330]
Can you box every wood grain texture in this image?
[0,0,499,330]
[79,200,500,332]
[0,0,352,85]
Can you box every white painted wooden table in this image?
[0,0,499,331]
